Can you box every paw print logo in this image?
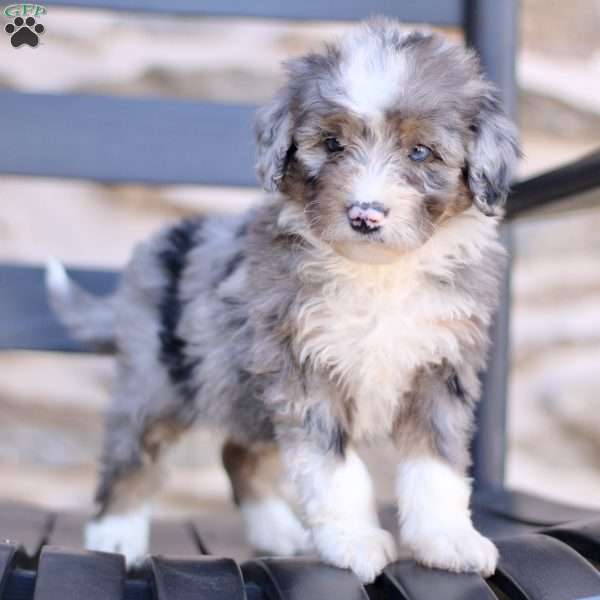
[5,16,44,47]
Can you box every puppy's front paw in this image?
[312,524,397,583]
[84,508,150,568]
[406,523,498,577]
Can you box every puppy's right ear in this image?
[255,89,295,192]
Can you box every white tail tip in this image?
[45,258,70,299]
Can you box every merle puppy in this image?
[48,18,519,583]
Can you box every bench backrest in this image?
[0,0,519,490]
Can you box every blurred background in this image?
[0,0,599,517]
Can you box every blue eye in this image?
[409,144,432,162]
[325,137,344,153]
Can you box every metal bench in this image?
[2,0,600,598]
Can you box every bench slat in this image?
[148,556,246,600]
[380,561,496,600]
[44,513,89,549]
[544,519,600,565]
[149,520,203,557]
[0,264,118,352]
[241,559,369,600]
[0,92,258,187]
[473,487,599,527]
[0,502,53,558]
[494,534,600,599]
[43,0,464,25]
[190,510,253,563]
[0,544,18,596]
[33,547,125,600]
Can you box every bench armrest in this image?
[506,149,600,220]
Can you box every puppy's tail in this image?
[45,258,116,352]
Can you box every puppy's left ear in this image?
[466,91,521,216]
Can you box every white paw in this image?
[241,497,312,556]
[312,524,397,584]
[405,522,498,577]
[84,507,150,568]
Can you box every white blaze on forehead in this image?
[338,32,408,117]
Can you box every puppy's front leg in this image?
[397,456,497,576]
[280,432,397,583]
[395,365,498,576]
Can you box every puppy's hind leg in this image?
[222,440,312,556]
[85,395,188,567]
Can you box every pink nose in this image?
[347,202,387,233]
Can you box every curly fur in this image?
[48,18,519,582]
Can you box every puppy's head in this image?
[255,19,520,264]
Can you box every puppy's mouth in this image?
[348,218,381,235]
[348,222,384,239]
[331,238,405,265]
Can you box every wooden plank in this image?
[0,502,53,558]
[34,546,125,600]
[190,509,253,563]
[0,264,118,352]
[42,0,464,25]
[0,91,258,187]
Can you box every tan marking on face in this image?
[387,114,435,155]
[436,176,473,222]
[286,104,474,261]
[320,112,370,144]
[387,112,473,223]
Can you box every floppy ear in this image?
[254,89,295,192]
[466,91,521,216]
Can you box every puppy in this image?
[47,19,519,583]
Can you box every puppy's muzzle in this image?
[348,202,387,234]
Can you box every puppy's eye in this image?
[409,144,432,162]
[325,137,344,153]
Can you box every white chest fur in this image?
[289,209,501,440]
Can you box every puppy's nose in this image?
[347,202,387,234]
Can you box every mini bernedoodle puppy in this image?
[47,19,520,583]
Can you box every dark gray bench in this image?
[2,0,600,598]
